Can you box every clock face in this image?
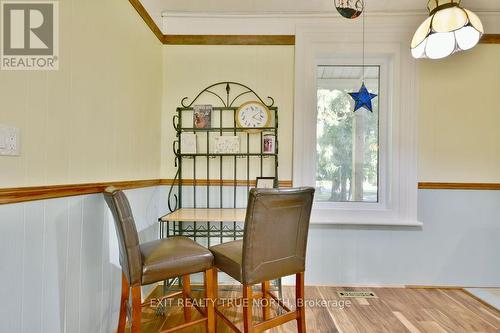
[236,102,270,132]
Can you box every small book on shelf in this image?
[193,105,212,129]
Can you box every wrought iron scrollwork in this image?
[168,143,180,212]
[180,81,275,108]
[172,114,180,131]
[172,140,179,156]
[167,169,179,212]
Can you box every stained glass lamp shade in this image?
[411,0,483,59]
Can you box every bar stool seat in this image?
[141,236,213,285]
[210,240,243,282]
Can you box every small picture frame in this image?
[193,105,212,129]
[255,177,277,189]
[263,134,276,154]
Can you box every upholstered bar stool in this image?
[210,187,315,333]
[103,187,216,333]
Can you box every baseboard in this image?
[405,284,498,289]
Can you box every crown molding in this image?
[129,1,500,44]
[129,0,164,42]
[128,0,297,45]
[480,34,500,44]
[163,35,295,45]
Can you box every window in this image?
[316,65,380,203]
[293,28,420,226]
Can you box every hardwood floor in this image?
[129,285,500,333]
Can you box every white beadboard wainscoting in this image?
[0,186,499,332]
[0,186,168,333]
[303,189,500,287]
[163,186,500,286]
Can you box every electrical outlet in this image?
[0,125,20,156]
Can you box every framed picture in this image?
[214,136,240,154]
[193,105,212,129]
[255,177,277,189]
[263,134,276,154]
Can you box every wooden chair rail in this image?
[0,179,294,204]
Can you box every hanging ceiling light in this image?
[411,0,483,59]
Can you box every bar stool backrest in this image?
[242,187,315,285]
[104,187,142,286]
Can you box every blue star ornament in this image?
[348,82,378,112]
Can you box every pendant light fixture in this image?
[411,0,483,59]
[335,0,364,19]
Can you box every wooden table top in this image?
[159,208,247,222]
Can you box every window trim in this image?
[293,26,421,226]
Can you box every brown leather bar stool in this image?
[210,187,315,333]
[103,187,216,333]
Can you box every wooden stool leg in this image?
[204,268,216,333]
[182,274,192,322]
[243,285,254,333]
[117,272,129,333]
[296,272,306,333]
[131,285,142,333]
[212,268,219,328]
[261,281,271,321]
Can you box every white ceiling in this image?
[143,0,500,15]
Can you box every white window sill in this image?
[310,219,423,227]
[309,205,422,227]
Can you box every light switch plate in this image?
[0,125,20,156]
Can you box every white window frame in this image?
[315,59,388,211]
[294,24,421,226]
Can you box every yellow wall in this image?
[161,45,295,180]
[2,11,497,188]
[0,0,163,187]
[162,44,500,183]
[419,45,500,183]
